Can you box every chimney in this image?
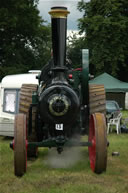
[49,7,70,70]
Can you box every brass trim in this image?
[49,96,69,116]
[49,9,70,18]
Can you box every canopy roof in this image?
[89,73,128,92]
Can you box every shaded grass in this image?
[0,133,128,193]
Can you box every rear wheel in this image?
[88,113,107,174]
[19,84,38,157]
[89,84,106,115]
[14,114,27,176]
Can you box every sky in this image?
[38,0,89,31]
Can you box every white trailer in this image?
[0,71,39,137]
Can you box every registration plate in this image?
[55,124,63,130]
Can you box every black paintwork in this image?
[52,18,67,69]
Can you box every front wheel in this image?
[88,113,107,174]
[14,114,27,177]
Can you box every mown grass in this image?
[0,131,128,193]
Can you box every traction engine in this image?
[10,7,107,176]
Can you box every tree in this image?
[33,24,51,70]
[0,0,51,80]
[67,32,87,68]
[78,0,128,81]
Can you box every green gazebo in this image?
[89,73,128,109]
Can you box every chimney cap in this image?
[49,6,70,18]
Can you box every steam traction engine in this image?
[10,7,107,176]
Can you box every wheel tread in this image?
[89,84,106,115]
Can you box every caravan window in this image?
[3,89,20,114]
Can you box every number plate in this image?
[55,124,63,130]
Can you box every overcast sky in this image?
[38,0,89,30]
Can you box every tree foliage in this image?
[67,32,87,68]
[78,0,128,81]
[0,0,51,80]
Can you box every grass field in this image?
[0,131,128,193]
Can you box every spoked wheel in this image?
[14,114,27,177]
[88,113,107,174]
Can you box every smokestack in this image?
[49,7,70,70]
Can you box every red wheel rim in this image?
[88,114,96,171]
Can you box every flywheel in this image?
[19,84,38,157]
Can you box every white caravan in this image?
[0,71,39,137]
